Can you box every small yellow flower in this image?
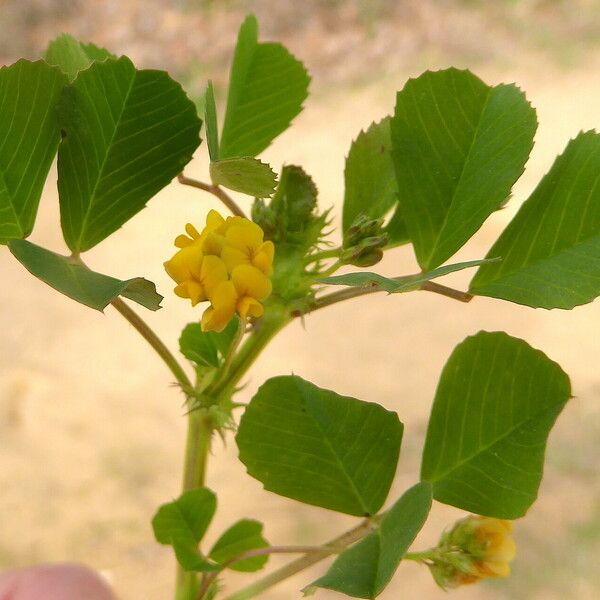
[165,210,274,332]
[470,517,516,579]
[164,248,228,306]
[429,515,516,589]
[221,219,275,276]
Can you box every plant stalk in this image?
[111,298,193,390]
[304,277,472,315]
[177,307,290,600]
[222,519,376,600]
[178,173,247,218]
[176,409,214,600]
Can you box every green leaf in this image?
[0,60,67,244]
[320,258,496,293]
[205,81,219,161]
[219,14,310,159]
[343,118,407,245]
[45,34,114,81]
[470,131,600,309]
[421,331,571,519]
[210,157,276,197]
[152,488,218,572]
[391,68,537,270]
[209,519,269,572]
[179,318,239,368]
[308,483,432,599]
[236,375,403,516]
[173,543,219,573]
[58,56,201,253]
[9,239,162,311]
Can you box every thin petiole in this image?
[111,299,193,391]
[178,173,247,218]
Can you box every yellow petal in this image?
[480,560,511,578]
[232,264,272,301]
[201,255,229,296]
[201,281,237,332]
[174,283,190,299]
[164,245,203,283]
[187,281,206,306]
[221,245,250,272]
[203,231,227,255]
[237,297,264,320]
[220,215,245,233]
[488,535,516,563]
[205,210,225,232]
[210,280,238,309]
[225,220,264,252]
[175,234,193,248]
[252,240,275,275]
[185,223,201,239]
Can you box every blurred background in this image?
[1,1,600,598]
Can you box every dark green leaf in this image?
[209,519,269,572]
[391,68,537,270]
[0,60,67,244]
[236,375,403,516]
[205,81,219,161]
[45,34,114,81]
[308,483,432,599]
[179,318,239,368]
[210,157,276,197]
[421,331,571,518]
[219,15,310,159]
[470,131,600,309]
[320,258,496,292]
[9,239,162,311]
[58,56,201,253]
[343,118,407,245]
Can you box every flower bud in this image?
[428,515,516,589]
[342,215,388,267]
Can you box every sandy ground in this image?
[2,58,600,600]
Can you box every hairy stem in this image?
[178,308,289,600]
[111,298,193,390]
[222,519,376,600]
[178,173,247,218]
[176,409,214,600]
[210,306,290,401]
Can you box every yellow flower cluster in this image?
[468,517,515,580]
[447,516,516,587]
[164,210,274,332]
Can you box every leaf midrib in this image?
[75,61,137,251]
[294,378,370,514]
[472,231,600,291]
[424,83,494,268]
[425,396,565,484]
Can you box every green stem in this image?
[404,549,438,563]
[177,307,289,600]
[211,305,290,401]
[206,318,246,396]
[176,409,214,600]
[111,298,193,391]
[305,247,342,263]
[196,546,323,600]
[222,519,375,600]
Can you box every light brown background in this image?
[1,2,600,598]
